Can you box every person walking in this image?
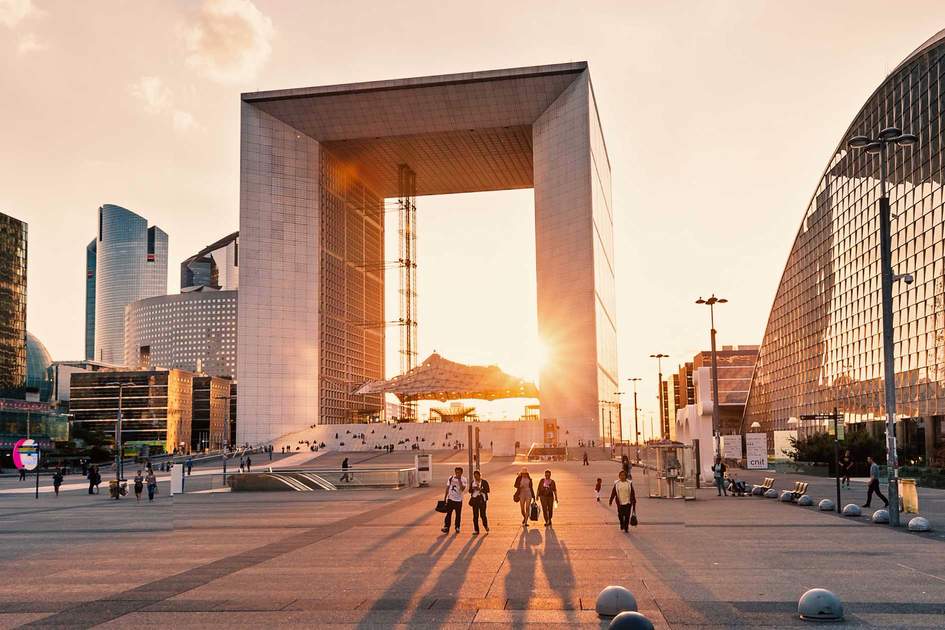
[582,450,589,466]
[133,470,144,502]
[186,457,193,476]
[609,469,636,532]
[469,470,490,534]
[594,477,602,502]
[52,468,63,497]
[537,469,559,527]
[862,456,889,508]
[146,470,157,501]
[238,456,245,473]
[87,465,96,495]
[513,467,534,527]
[268,445,273,462]
[621,455,632,479]
[712,458,727,497]
[441,466,467,533]
[18,467,26,481]
[840,449,853,488]
[245,455,252,472]
[340,457,351,483]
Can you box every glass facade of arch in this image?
[744,33,945,467]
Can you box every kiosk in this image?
[643,440,696,499]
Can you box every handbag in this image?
[529,500,539,521]
[629,505,638,527]
[513,490,520,503]
[435,500,448,513]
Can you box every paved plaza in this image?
[1,454,944,628]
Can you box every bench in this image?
[790,481,809,502]
[752,477,774,495]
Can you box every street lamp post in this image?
[847,126,918,528]
[215,393,233,482]
[649,354,669,439]
[107,381,135,482]
[696,295,727,459]
[628,378,642,446]
[614,391,625,451]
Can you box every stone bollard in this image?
[596,585,637,618]
[764,488,779,498]
[818,499,834,511]
[798,588,844,621]
[798,495,813,506]
[779,490,794,502]
[871,509,889,524]
[609,610,655,630]
[841,504,861,517]
[908,516,931,532]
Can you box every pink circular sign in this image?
[12,438,39,471]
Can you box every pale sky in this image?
[2,0,945,436]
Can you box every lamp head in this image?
[866,141,883,155]
[896,133,918,147]
[847,135,870,149]
[878,126,902,141]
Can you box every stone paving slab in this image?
[1,456,944,628]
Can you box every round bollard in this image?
[797,588,843,621]
[609,610,655,630]
[842,504,861,517]
[764,488,779,498]
[908,516,931,532]
[751,486,763,496]
[871,509,889,524]
[798,495,813,506]
[779,490,794,502]
[818,499,834,511]
[596,585,637,618]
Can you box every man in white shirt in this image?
[609,469,636,532]
[441,467,467,533]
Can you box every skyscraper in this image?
[0,211,27,397]
[93,204,167,364]
[85,239,96,360]
[180,232,238,291]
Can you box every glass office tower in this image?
[85,239,96,360]
[744,30,945,467]
[93,204,168,365]
[0,212,27,397]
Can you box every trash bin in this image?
[899,478,919,513]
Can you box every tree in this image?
[786,428,886,476]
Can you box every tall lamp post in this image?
[696,295,727,459]
[628,377,642,446]
[649,354,669,439]
[107,381,135,482]
[847,126,918,528]
[614,391,625,449]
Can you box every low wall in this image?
[274,419,543,457]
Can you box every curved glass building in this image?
[93,204,167,364]
[124,290,238,378]
[744,31,945,466]
[25,332,53,401]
